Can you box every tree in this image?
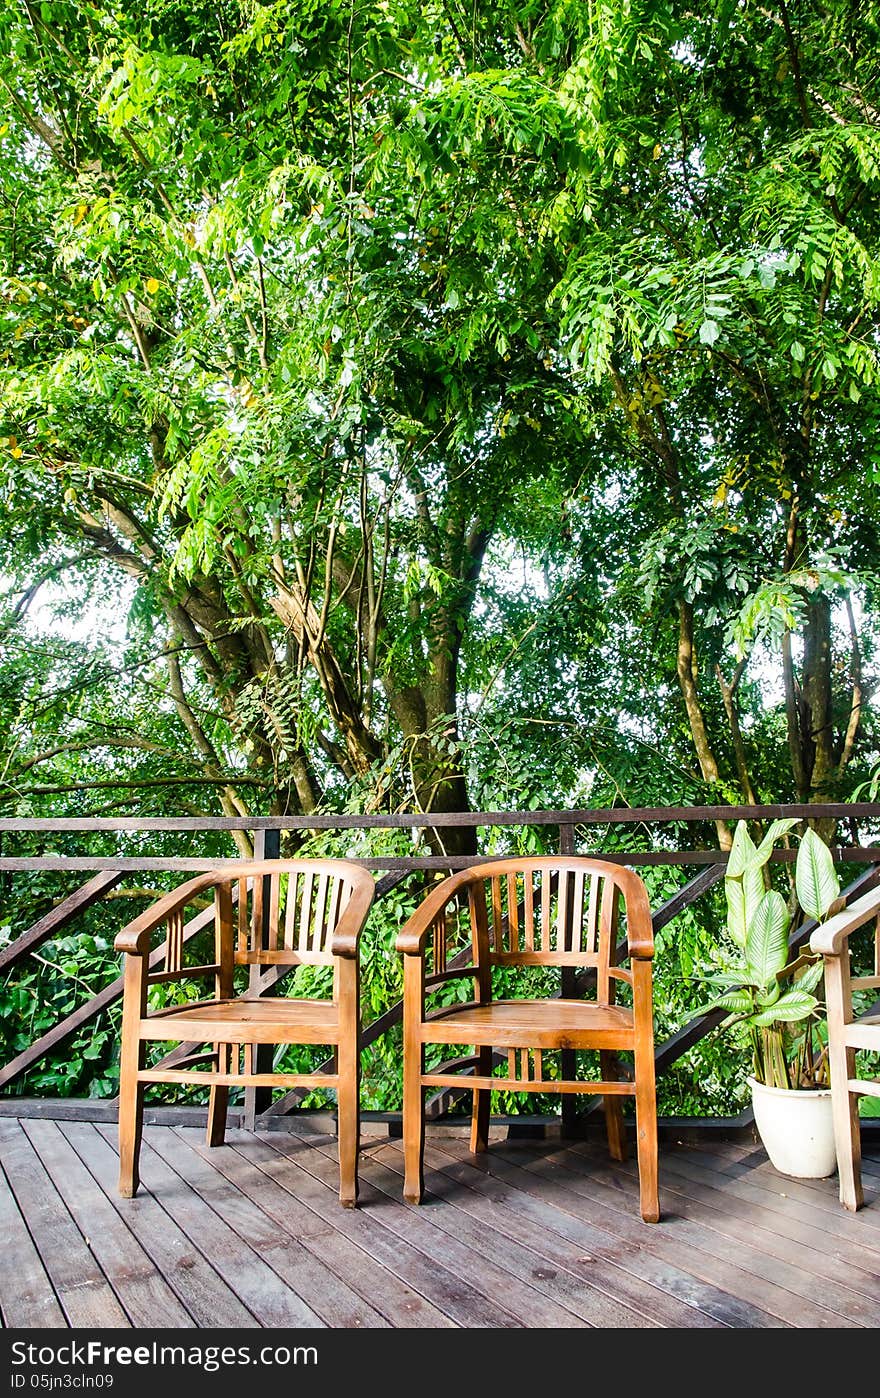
[1,0,879,848]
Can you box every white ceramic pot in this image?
[748,1075,836,1179]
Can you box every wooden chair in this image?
[115,858,375,1207]
[397,856,659,1222]
[810,882,880,1211]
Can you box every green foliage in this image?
[1,0,880,1115]
[687,820,840,1090]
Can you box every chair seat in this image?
[140,996,342,1045]
[422,998,635,1050]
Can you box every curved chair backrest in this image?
[216,858,374,970]
[438,856,651,1002]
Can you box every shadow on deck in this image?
[1,1114,879,1329]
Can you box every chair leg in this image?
[118,1071,144,1199]
[600,1052,627,1161]
[403,1040,425,1205]
[470,1047,492,1154]
[824,954,864,1211]
[830,1043,863,1212]
[207,1044,230,1147]
[118,955,146,1199]
[634,1059,659,1223]
[336,1038,360,1209]
[207,1086,230,1147]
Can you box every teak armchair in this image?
[115,858,375,1207]
[397,856,659,1222]
[810,882,880,1211]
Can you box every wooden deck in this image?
[2,1114,879,1329]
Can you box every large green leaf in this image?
[683,989,754,1023]
[752,818,800,866]
[796,828,840,921]
[751,987,818,1025]
[742,857,767,936]
[745,889,790,987]
[725,876,748,948]
[726,820,757,879]
[793,959,825,997]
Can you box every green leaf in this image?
[793,959,825,996]
[699,319,720,345]
[745,889,790,986]
[752,987,817,1025]
[752,818,799,866]
[726,820,757,878]
[796,828,840,921]
[684,989,754,1022]
[725,876,748,948]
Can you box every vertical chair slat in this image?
[572,869,585,952]
[524,872,535,953]
[597,879,619,1004]
[433,913,447,975]
[312,874,329,953]
[540,867,551,952]
[267,874,281,951]
[491,877,504,952]
[237,879,248,955]
[252,873,264,953]
[557,869,571,953]
[507,872,520,952]
[297,870,315,953]
[165,908,183,974]
[283,871,299,950]
[586,873,600,954]
[326,876,344,945]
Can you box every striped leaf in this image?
[752,987,817,1025]
[796,828,839,921]
[745,889,790,987]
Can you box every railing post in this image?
[243,828,280,1131]
[559,821,578,1134]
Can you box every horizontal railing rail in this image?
[1,804,878,1131]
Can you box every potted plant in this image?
[688,818,842,1178]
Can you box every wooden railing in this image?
[1,804,879,1131]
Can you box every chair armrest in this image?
[617,866,654,960]
[810,885,880,957]
[114,873,218,955]
[329,876,376,958]
[396,869,476,955]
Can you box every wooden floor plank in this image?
[262,1131,646,1329]
[185,1129,592,1329]
[643,1145,880,1280]
[227,1131,517,1328]
[59,1123,258,1329]
[367,1141,728,1329]
[175,1128,450,1329]
[3,1112,878,1331]
[169,1129,392,1329]
[269,1119,725,1329]
[431,1135,855,1328]
[599,1146,880,1323]
[0,1120,128,1328]
[94,1124,326,1329]
[683,1144,880,1232]
[0,1160,66,1328]
[382,1138,782,1330]
[21,1120,193,1329]
[356,1145,711,1328]
[495,1138,865,1328]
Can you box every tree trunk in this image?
[676,601,732,851]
